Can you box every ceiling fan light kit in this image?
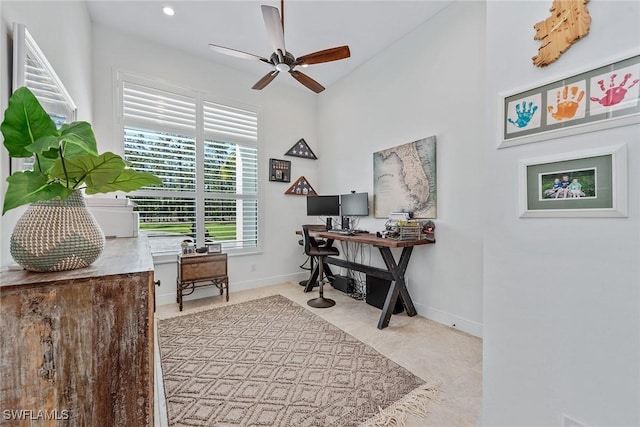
[208,0,350,93]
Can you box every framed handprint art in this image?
[499,52,640,148]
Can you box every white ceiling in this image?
[86,0,454,92]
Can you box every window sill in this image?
[145,233,262,264]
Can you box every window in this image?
[12,23,77,172]
[13,23,77,125]
[120,76,260,252]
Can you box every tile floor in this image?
[154,282,482,426]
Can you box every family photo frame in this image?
[499,52,640,148]
[518,144,627,218]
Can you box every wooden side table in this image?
[177,252,228,311]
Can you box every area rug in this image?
[157,294,440,426]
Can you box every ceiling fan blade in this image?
[252,70,280,90]
[289,70,325,93]
[208,44,271,64]
[261,5,286,55]
[295,46,351,66]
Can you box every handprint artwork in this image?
[506,95,542,133]
[509,102,538,127]
[501,55,639,146]
[591,73,639,106]
[547,83,586,123]
[589,64,640,116]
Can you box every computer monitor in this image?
[340,192,369,216]
[306,195,340,216]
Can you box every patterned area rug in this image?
[157,295,439,426]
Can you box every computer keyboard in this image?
[328,229,369,235]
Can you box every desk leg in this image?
[377,247,417,329]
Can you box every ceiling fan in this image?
[208,0,350,93]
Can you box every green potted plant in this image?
[2,86,161,272]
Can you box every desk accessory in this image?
[206,242,222,253]
[389,212,411,221]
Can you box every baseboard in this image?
[413,302,483,338]
[156,271,308,307]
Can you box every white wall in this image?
[483,1,640,426]
[0,1,93,269]
[92,24,318,304]
[316,1,486,337]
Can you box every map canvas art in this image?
[373,136,437,219]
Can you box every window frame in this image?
[116,72,263,256]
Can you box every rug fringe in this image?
[359,381,442,427]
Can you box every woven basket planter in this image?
[10,191,105,272]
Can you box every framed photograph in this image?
[269,158,291,182]
[499,52,640,148]
[518,144,627,218]
[206,242,222,253]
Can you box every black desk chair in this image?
[298,224,327,287]
[301,225,339,308]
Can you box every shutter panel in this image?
[203,101,258,145]
[21,25,76,125]
[123,82,196,134]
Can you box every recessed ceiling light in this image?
[163,6,175,16]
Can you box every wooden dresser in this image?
[0,237,154,426]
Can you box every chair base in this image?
[307,297,336,308]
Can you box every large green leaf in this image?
[84,168,162,195]
[49,152,125,187]
[34,154,58,175]
[1,87,57,158]
[26,122,98,159]
[2,171,73,214]
[58,122,99,158]
[25,135,59,156]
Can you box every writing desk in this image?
[300,230,435,329]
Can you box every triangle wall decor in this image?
[285,138,317,159]
[285,176,317,196]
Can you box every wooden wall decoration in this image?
[285,138,317,159]
[532,0,591,67]
[285,176,317,196]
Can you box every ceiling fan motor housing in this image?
[271,51,295,72]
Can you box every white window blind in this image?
[13,23,77,172]
[121,78,260,251]
[18,23,76,126]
